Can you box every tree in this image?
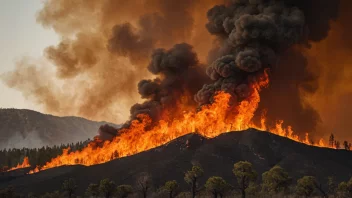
[335,141,341,149]
[296,176,317,197]
[343,141,351,150]
[233,161,257,198]
[136,173,152,198]
[205,176,228,198]
[337,177,352,197]
[99,178,117,198]
[246,182,259,197]
[329,134,335,147]
[62,178,77,198]
[85,183,99,198]
[116,185,133,198]
[184,165,204,198]
[163,180,179,198]
[261,165,291,195]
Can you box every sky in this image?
[0,0,58,111]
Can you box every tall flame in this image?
[27,71,332,174]
[5,157,30,172]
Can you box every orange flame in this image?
[28,70,332,174]
[4,157,31,172]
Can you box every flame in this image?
[28,70,333,174]
[4,157,31,172]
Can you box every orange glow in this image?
[4,157,30,172]
[28,70,333,174]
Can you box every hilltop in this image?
[1,129,352,195]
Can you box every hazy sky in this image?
[0,0,58,111]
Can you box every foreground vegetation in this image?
[1,161,352,198]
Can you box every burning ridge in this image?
[4,157,30,172]
[2,0,342,173]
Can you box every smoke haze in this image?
[1,0,221,123]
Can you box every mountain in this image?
[0,109,118,149]
[1,129,352,195]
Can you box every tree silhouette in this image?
[136,173,152,198]
[233,161,257,198]
[163,180,179,198]
[99,178,116,198]
[329,134,335,147]
[261,165,291,195]
[205,176,228,198]
[184,165,204,198]
[337,177,352,197]
[116,185,133,198]
[85,183,99,198]
[343,141,351,150]
[296,176,317,197]
[62,178,77,198]
[335,141,341,149]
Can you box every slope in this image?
[1,129,352,195]
[0,109,117,149]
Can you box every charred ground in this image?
[1,129,351,195]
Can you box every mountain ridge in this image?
[0,108,118,149]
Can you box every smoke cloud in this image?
[130,43,209,123]
[195,0,340,139]
[1,0,221,123]
[3,0,351,143]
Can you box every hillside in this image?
[0,109,117,149]
[1,129,352,195]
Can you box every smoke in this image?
[195,0,340,139]
[1,0,221,123]
[303,0,352,141]
[2,0,350,142]
[130,43,209,123]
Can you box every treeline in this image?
[0,140,90,171]
[329,134,351,150]
[1,161,352,198]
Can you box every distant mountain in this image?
[1,129,352,195]
[0,109,118,149]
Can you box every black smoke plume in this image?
[130,43,209,123]
[195,0,340,137]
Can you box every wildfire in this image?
[27,71,331,174]
[5,157,31,172]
